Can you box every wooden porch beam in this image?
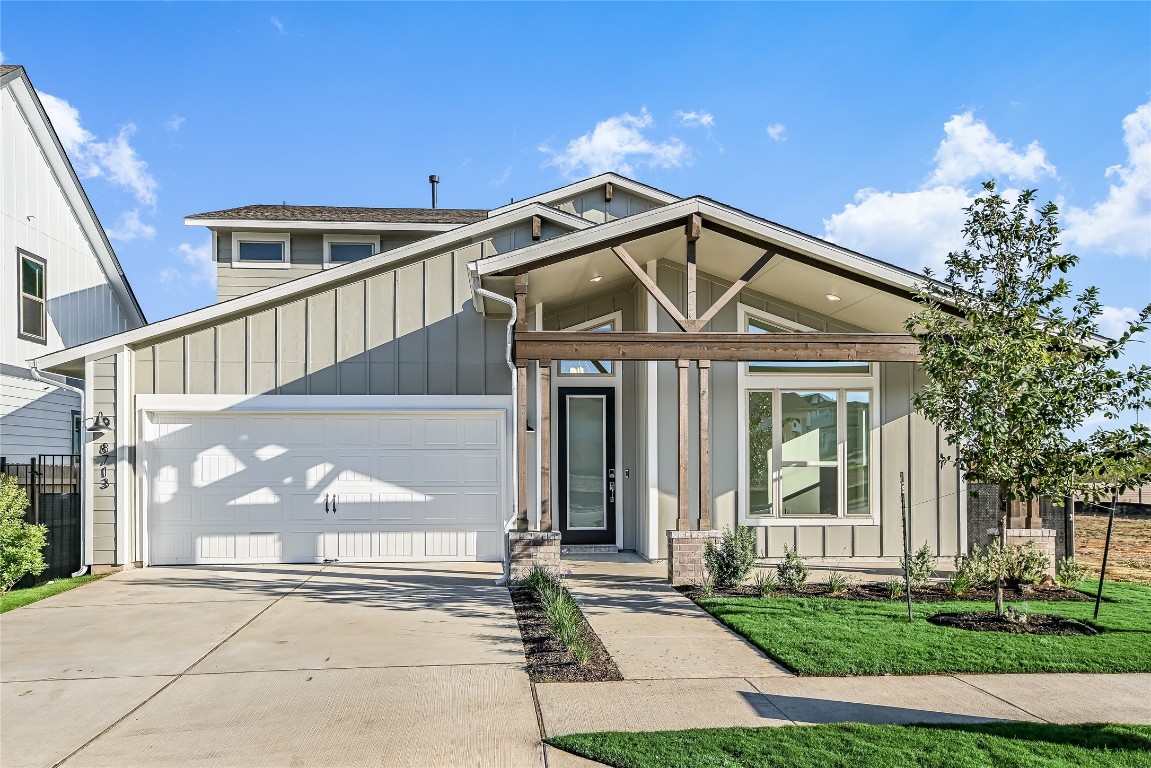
[539,359,553,532]
[698,359,711,531]
[676,359,690,532]
[514,331,921,363]
[694,251,775,330]
[611,246,692,332]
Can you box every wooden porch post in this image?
[676,358,690,531]
[698,359,711,531]
[515,275,530,532]
[539,358,553,532]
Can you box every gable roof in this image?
[1,65,146,326]
[186,204,488,225]
[487,172,680,216]
[33,202,592,374]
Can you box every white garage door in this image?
[147,411,506,565]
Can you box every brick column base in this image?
[667,529,723,586]
[1004,528,1058,578]
[509,531,561,581]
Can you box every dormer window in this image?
[323,234,381,267]
[231,232,291,269]
[18,250,47,343]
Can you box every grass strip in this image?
[696,581,1151,675]
[1,574,107,613]
[549,722,1151,768]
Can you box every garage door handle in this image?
[333,495,338,513]
[324,494,329,513]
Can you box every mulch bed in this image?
[928,611,1099,635]
[508,586,622,683]
[677,580,1092,603]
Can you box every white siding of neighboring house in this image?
[0,78,138,462]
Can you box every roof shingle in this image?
[186,204,488,224]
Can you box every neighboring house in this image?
[1,65,146,463]
[36,172,990,574]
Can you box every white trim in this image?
[739,304,873,377]
[533,302,544,530]
[487,173,679,216]
[231,231,291,269]
[186,219,462,233]
[115,349,131,566]
[645,259,660,559]
[36,204,591,372]
[556,310,623,377]
[322,234,382,267]
[82,361,95,565]
[740,304,818,334]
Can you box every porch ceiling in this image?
[479,226,922,333]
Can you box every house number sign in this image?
[98,442,111,489]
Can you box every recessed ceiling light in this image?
[590,275,603,282]
[825,293,841,302]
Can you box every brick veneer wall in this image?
[667,530,723,586]
[508,531,561,580]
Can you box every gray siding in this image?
[91,355,116,565]
[554,190,657,224]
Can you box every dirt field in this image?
[1075,509,1151,584]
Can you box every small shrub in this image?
[776,545,809,591]
[697,574,716,598]
[954,548,994,589]
[704,525,758,589]
[1056,556,1090,588]
[752,569,778,596]
[944,571,971,596]
[885,576,906,600]
[519,562,558,591]
[825,569,851,596]
[900,542,935,589]
[1006,541,1050,586]
[0,476,47,592]
[518,561,593,665]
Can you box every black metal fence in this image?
[1,454,82,584]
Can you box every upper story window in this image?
[558,312,620,376]
[744,307,870,375]
[231,232,291,269]
[18,250,47,343]
[323,234,381,268]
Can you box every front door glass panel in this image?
[566,395,607,529]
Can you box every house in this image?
[1,65,146,464]
[36,171,1035,579]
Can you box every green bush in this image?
[944,571,971,595]
[697,573,716,598]
[516,562,594,665]
[1006,541,1050,585]
[1056,556,1090,588]
[954,547,994,588]
[885,576,906,599]
[0,476,47,593]
[752,569,778,596]
[825,569,851,595]
[900,542,935,589]
[954,541,1051,589]
[776,545,809,591]
[704,525,758,589]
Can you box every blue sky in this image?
[3,3,1149,362]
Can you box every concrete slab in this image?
[21,564,322,608]
[1,599,273,681]
[1,676,172,768]
[536,678,792,736]
[748,675,1042,725]
[956,673,1151,725]
[68,666,543,768]
[544,744,607,768]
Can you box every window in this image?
[231,232,291,269]
[558,313,619,376]
[72,411,82,455]
[323,234,381,267]
[18,250,47,343]
[746,312,870,375]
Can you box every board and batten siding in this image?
[137,244,512,398]
[90,355,117,565]
[552,189,657,224]
[648,260,962,559]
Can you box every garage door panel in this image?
[149,409,505,564]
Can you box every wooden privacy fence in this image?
[1,454,82,583]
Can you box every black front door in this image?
[557,387,616,545]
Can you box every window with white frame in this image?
[740,305,876,522]
[558,312,619,376]
[231,232,291,268]
[18,250,47,343]
[323,234,380,267]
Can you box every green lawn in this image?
[1,574,106,613]
[549,723,1151,768]
[696,582,1151,676]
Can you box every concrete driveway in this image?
[1,563,543,768]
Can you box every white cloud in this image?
[540,108,689,178]
[38,91,158,207]
[824,112,1055,271]
[271,16,286,35]
[766,123,787,143]
[105,209,155,242]
[1064,102,1151,258]
[161,240,215,287]
[927,112,1055,187]
[1098,306,1143,340]
[165,115,186,132]
[676,110,715,128]
[490,165,512,188]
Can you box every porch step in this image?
[561,545,619,555]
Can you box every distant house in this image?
[1,65,146,463]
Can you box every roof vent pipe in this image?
[429,174,439,209]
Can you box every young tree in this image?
[907,181,1151,613]
[0,475,48,592]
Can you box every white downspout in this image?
[29,361,89,577]
[472,284,520,586]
